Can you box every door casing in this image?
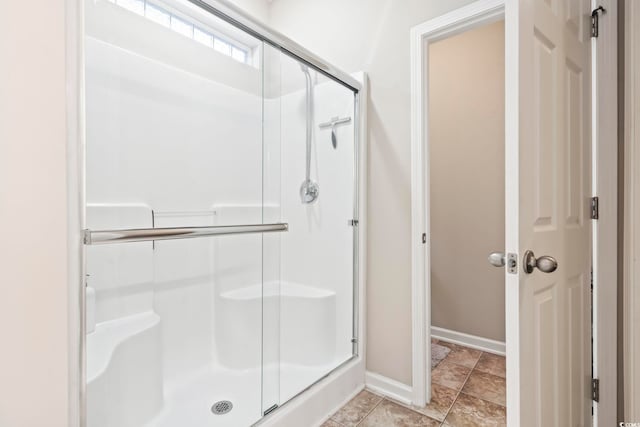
[590,0,619,424]
[409,0,618,424]
[409,0,506,408]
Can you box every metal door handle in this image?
[488,252,506,267]
[523,250,558,274]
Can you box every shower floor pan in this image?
[143,362,340,427]
[87,282,348,426]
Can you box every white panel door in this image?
[505,0,592,425]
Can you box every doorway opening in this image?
[411,0,618,425]
[425,19,507,424]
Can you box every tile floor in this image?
[322,339,506,426]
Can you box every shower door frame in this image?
[66,0,366,426]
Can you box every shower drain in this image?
[211,400,233,415]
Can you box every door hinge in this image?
[422,233,427,244]
[348,219,359,227]
[590,196,599,220]
[591,6,606,38]
[591,378,600,402]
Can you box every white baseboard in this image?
[364,371,413,405]
[431,326,506,356]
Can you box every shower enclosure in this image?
[80,0,362,426]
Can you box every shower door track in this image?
[185,0,362,92]
[83,223,288,245]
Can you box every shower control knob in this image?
[300,179,319,204]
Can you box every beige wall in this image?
[0,1,72,426]
[428,21,505,342]
[265,0,478,385]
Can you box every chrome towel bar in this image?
[83,223,288,245]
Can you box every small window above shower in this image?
[104,0,259,67]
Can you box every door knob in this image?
[523,250,558,274]
[488,252,506,267]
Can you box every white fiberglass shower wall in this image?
[82,1,360,426]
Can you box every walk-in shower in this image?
[81,0,362,426]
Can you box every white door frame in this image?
[409,0,618,422]
[591,0,618,425]
[624,0,640,418]
[409,0,505,407]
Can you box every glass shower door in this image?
[264,50,358,406]
[83,0,277,425]
[83,1,360,425]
